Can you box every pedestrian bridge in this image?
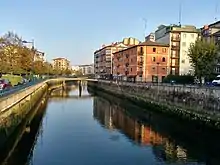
[46,77,98,82]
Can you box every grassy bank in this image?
[2,75,22,86]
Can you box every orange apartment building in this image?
[94,37,140,79]
[113,41,169,82]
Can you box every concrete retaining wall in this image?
[88,81,220,128]
[0,79,64,146]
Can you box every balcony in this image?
[171,45,180,50]
[137,71,143,75]
[171,36,180,41]
[138,51,144,56]
[138,61,143,65]
[171,61,179,67]
[171,53,180,58]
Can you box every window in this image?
[162,48,166,53]
[153,57,156,62]
[181,59,185,63]
[182,42,186,47]
[152,67,155,71]
[140,47,143,53]
[153,48,156,52]
[130,68,132,72]
[162,68,166,71]
[162,57,166,62]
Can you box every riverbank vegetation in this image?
[188,38,220,81]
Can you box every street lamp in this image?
[22,39,35,79]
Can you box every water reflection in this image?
[2,86,220,165]
[93,96,218,164]
[0,94,48,165]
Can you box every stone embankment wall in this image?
[88,81,220,128]
[0,79,64,146]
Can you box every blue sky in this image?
[0,0,218,65]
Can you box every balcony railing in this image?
[171,62,180,66]
[171,45,180,50]
[171,36,180,41]
[171,54,180,58]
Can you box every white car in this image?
[212,75,220,85]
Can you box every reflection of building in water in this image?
[93,97,188,162]
[93,97,114,130]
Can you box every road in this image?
[0,80,44,98]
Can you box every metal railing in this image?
[0,78,45,98]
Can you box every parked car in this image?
[0,79,12,90]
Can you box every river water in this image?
[1,85,220,165]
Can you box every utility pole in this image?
[142,18,147,40]
[215,2,218,21]
[178,0,182,26]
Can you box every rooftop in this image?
[113,41,169,54]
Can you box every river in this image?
[1,84,220,165]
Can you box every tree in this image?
[188,38,220,81]
[0,31,35,74]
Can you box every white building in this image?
[155,25,199,75]
[34,50,45,62]
[78,64,94,75]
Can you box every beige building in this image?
[34,50,45,62]
[155,25,199,75]
[52,58,70,70]
[94,37,140,79]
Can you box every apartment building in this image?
[34,50,45,62]
[52,58,70,70]
[155,25,199,75]
[78,64,94,75]
[201,21,220,74]
[145,33,155,42]
[113,41,169,82]
[94,37,140,79]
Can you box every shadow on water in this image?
[0,93,48,165]
[89,88,220,165]
[0,84,88,165]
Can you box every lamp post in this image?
[22,39,35,79]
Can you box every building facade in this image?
[78,64,94,75]
[113,41,169,82]
[201,21,220,74]
[34,51,45,62]
[52,58,70,70]
[94,37,140,79]
[145,33,155,42]
[155,25,199,75]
